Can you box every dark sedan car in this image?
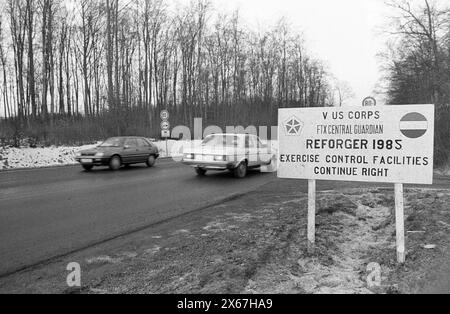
[75,137,160,171]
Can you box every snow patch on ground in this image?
[86,255,124,265]
[0,144,99,170]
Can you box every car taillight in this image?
[184,154,194,160]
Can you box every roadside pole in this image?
[166,138,169,158]
[307,179,316,253]
[160,110,171,158]
[395,183,406,264]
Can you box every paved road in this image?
[0,160,278,276]
[1,161,449,277]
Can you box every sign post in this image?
[307,179,316,253]
[160,110,170,157]
[395,183,406,263]
[278,105,434,264]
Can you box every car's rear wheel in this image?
[195,168,207,176]
[82,164,93,171]
[234,161,248,179]
[146,155,156,168]
[109,155,122,171]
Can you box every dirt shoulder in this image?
[0,180,449,294]
[366,188,450,294]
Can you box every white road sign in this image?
[161,130,171,138]
[278,105,435,185]
[161,121,171,131]
[160,110,170,121]
[363,97,377,107]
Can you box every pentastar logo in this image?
[284,116,304,136]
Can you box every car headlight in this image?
[184,153,194,160]
[75,152,81,157]
[95,152,105,157]
[214,155,227,162]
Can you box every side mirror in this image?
[124,145,131,150]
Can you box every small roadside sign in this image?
[161,121,171,131]
[161,130,171,138]
[160,110,170,121]
[363,97,377,107]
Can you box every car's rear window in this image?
[202,135,241,147]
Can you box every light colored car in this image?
[182,134,274,178]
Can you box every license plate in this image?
[81,159,92,163]
[196,155,214,162]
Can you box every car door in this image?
[123,138,139,164]
[136,138,152,162]
[246,136,259,167]
[257,137,272,165]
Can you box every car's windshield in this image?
[202,135,241,147]
[99,137,124,147]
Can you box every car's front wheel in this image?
[109,155,122,171]
[82,164,93,171]
[234,161,248,179]
[195,168,207,176]
[146,155,156,168]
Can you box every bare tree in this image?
[25,0,37,117]
[0,12,11,119]
[333,79,355,107]
[8,0,27,121]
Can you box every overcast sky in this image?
[211,0,389,105]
